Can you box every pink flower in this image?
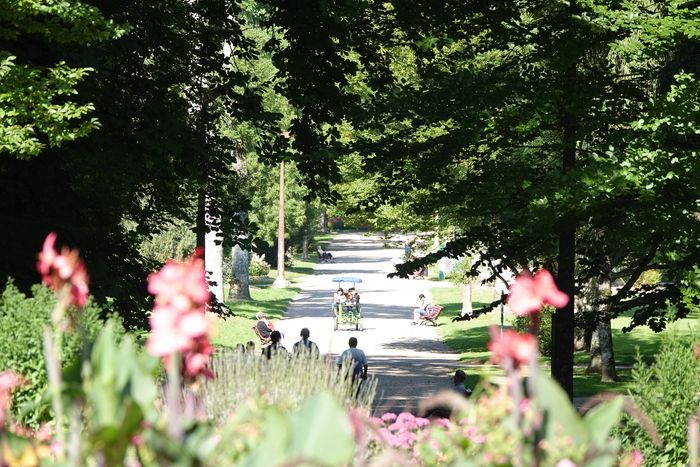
[0,371,26,426]
[507,269,569,316]
[381,412,397,422]
[620,450,643,467]
[369,416,384,426]
[414,417,430,428]
[146,250,212,379]
[36,233,90,308]
[556,460,577,467]
[487,327,537,369]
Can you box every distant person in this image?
[293,328,320,357]
[262,331,287,360]
[337,337,367,382]
[453,370,472,398]
[412,294,431,324]
[234,343,245,354]
[334,288,345,303]
[245,341,256,353]
[255,312,274,339]
[348,287,360,304]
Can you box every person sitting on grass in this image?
[262,331,287,360]
[412,294,431,324]
[453,370,472,398]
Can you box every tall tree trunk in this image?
[461,279,473,317]
[196,190,206,250]
[321,209,328,233]
[228,243,251,301]
[588,277,618,381]
[273,161,287,288]
[552,111,577,400]
[302,225,310,260]
[204,196,223,303]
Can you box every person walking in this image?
[262,330,287,360]
[293,328,320,357]
[337,337,368,382]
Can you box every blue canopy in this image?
[332,276,363,283]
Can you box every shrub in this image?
[511,305,554,356]
[615,331,700,466]
[248,253,270,277]
[0,280,103,427]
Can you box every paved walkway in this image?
[276,232,459,415]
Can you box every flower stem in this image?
[167,354,183,441]
[43,326,65,461]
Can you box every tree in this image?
[262,0,700,397]
[0,0,122,158]
[0,0,271,327]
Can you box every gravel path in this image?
[276,232,459,415]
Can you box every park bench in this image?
[419,305,444,326]
[252,324,271,346]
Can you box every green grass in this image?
[212,253,322,349]
[430,284,698,397]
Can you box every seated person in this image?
[343,292,357,313]
[453,370,472,398]
[412,294,431,323]
[348,287,360,304]
[317,246,333,261]
[262,331,288,359]
[255,312,274,339]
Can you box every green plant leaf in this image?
[535,373,589,446]
[584,397,624,448]
[287,392,354,465]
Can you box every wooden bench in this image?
[419,305,444,326]
[252,324,271,346]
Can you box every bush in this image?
[615,331,700,466]
[0,280,103,427]
[248,253,270,277]
[511,305,554,356]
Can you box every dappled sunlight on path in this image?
[276,232,459,415]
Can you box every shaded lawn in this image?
[430,284,697,397]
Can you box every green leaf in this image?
[535,373,589,446]
[583,397,624,448]
[287,392,354,465]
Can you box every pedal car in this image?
[331,276,363,331]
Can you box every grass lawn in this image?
[430,284,698,397]
[211,253,323,349]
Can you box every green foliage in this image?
[139,220,196,264]
[511,306,555,357]
[0,0,123,158]
[0,280,103,426]
[248,253,270,277]
[616,332,700,466]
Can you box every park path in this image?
[276,232,459,415]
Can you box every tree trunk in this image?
[461,279,473,317]
[552,131,577,400]
[273,161,287,288]
[196,190,206,250]
[228,243,251,301]
[587,277,618,381]
[575,277,600,352]
[204,196,223,303]
[321,209,329,233]
[302,226,309,260]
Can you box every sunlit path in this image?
[276,232,458,415]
